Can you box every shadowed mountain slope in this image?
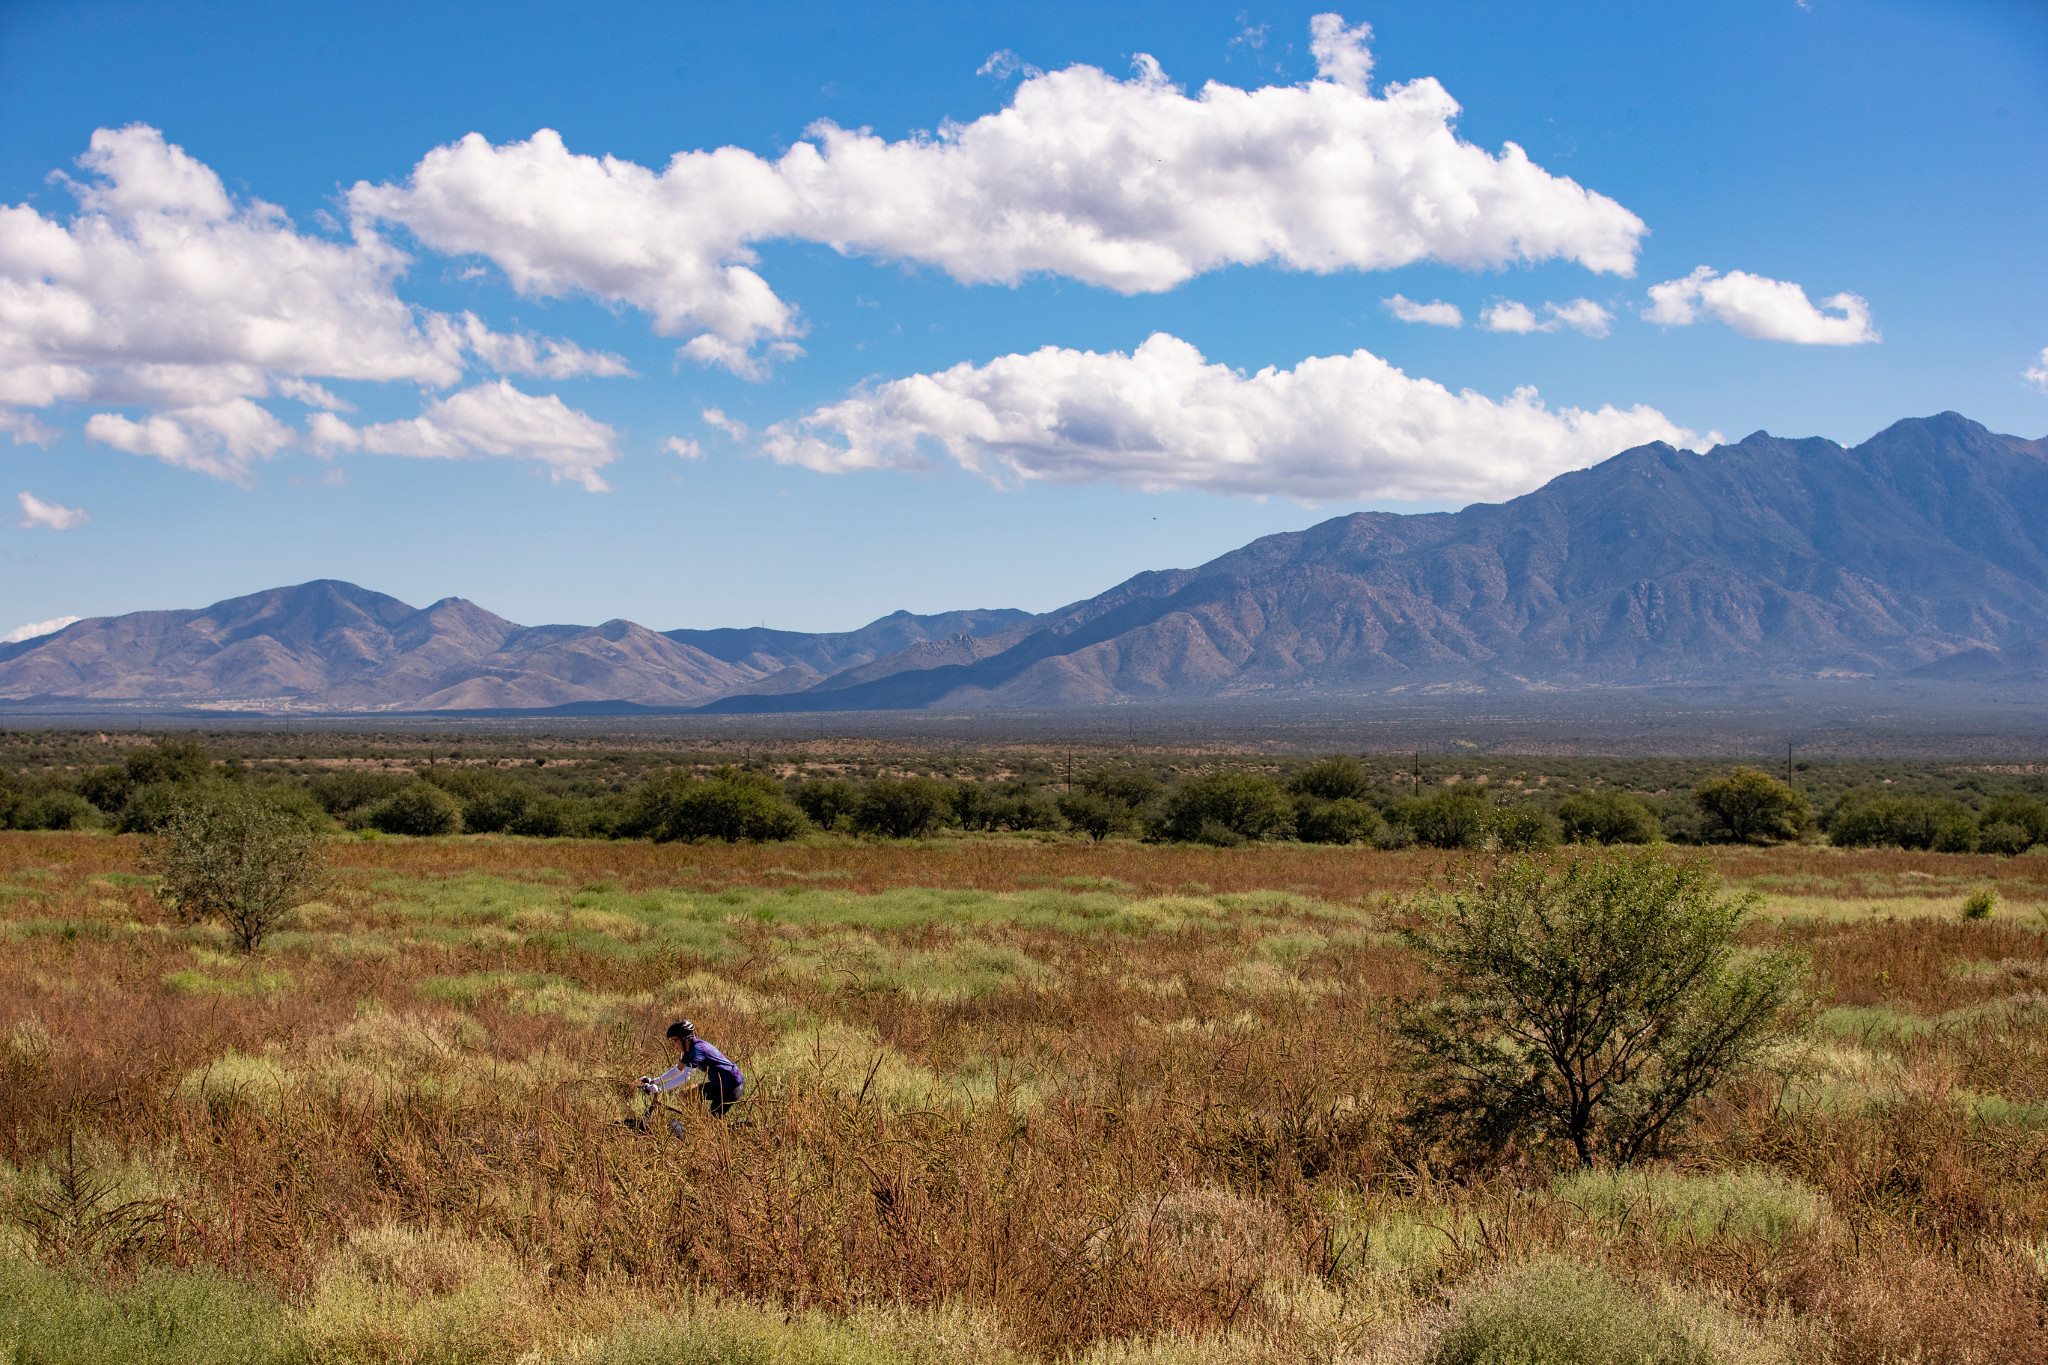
[3,415,2041,713]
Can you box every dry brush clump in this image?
[1,832,2047,1361]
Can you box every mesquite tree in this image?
[148,789,324,952]
[1398,850,1802,1168]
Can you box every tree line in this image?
[3,740,2045,854]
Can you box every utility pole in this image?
[1785,740,1795,788]
[1064,747,1074,794]
[1412,749,1422,796]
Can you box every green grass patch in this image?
[1553,1167,1826,1245]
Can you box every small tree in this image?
[364,782,464,836]
[1155,773,1294,845]
[1692,767,1809,845]
[850,778,955,839]
[1058,789,1128,841]
[1289,756,1373,803]
[1557,790,1659,846]
[1398,850,1801,1167]
[633,770,806,842]
[148,789,324,952]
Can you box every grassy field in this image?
[3,829,2046,1362]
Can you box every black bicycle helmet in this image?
[666,1018,695,1042]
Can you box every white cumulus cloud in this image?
[757,332,1696,503]
[664,436,703,460]
[312,380,618,491]
[1480,298,1612,336]
[1384,294,1463,327]
[2025,347,2048,393]
[2,125,625,481]
[17,491,89,530]
[351,14,1644,376]
[1644,266,1877,344]
[1,615,81,644]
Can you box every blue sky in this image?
[2,0,2043,637]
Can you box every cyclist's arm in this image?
[640,1064,701,1094]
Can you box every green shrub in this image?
[363,782,464,837]
[508,794,586,838]
[424,768,536,833]
[1057,789,1129,841]
[1977,820,2033,857]
[147,787,325,952]
[1155,772,1294,844]
[1289,755,1373,802]
[1294,796,1383,845]
[1559,790,1660,845]
[1825,791,1977,851]
[1962,886,1997,921]
[632,771,807,843]
[793,779,861,831]
[1493,804,1562,851]
[15,790,98,831]
[309,770,408,819]
[851,778,956,839]
[1692,769,1809,845]
[1427,1257,1720,1365]
[1391,788,1494,850]
[1979,794,2048,848]
[1400,850,1802,1166]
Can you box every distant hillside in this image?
[2,413,2041,714]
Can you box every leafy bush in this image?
[1977,820,2033,857]
[1825,791,1977,852]
[1077,768,1164,811]
[1692,768,1810,845]
[1559,790,1660,845]
[793,779,861,831]
[1493,804,1562,852]
[1290,755,1373,802]
[1962,887,1997,921]
[1155,772,1294,844]
[1391,788,1494,850]
[1399,850,1802,1167]
[850,778,955,839]
[1427,1257,1723,1365]
[15,790,99,831]
[1294,796,1383,845]
[424,768,535,834]
[631,771,807,843]
[508,794,586,838]
[147,787,325,952]
[362,782,465,837]
[1057,789,1130,841]
[1978,795,2048,851]
[309,770,409,819]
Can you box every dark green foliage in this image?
[117,781,199,835]
[1289,755,1373,802]
[363,782,465,837]
[124,738,212,789]
[1825,790,1978,851]
[309,770,409,819]
[1399,850,1802,1167]
[1557,790,1660,845]
[1057,789,1129,841]
[424,768,535,834]
[1155,772,1294,845]
[15,790,99,831]
[508,794,586,838]
[850,777,955,838]
[1978,794,2048,850]
[1391,788,1495,850]
[793,779,861,831]
[629,770,807,843]
[1293,796,1383,845]
[147,787,324,952]
[78,765,135,813]
[1492,804,1562,852]
[1077,768,1164,811]
[1977,820,2034,857]
[1691,768,1810,844]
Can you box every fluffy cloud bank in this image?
[351,14,1644,374]
[756,333,1696,503]
[0,126,625,484]
[309,381,619,492]
[17,491,88,530]
[0,615,81,645]
[1644,267,1877,345]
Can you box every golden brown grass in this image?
[2,829,2046,1361]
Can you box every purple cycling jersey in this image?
[682,1037,743,1088]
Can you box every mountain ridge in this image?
[4,414,2043,714]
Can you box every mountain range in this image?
[3,413,2043,714]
